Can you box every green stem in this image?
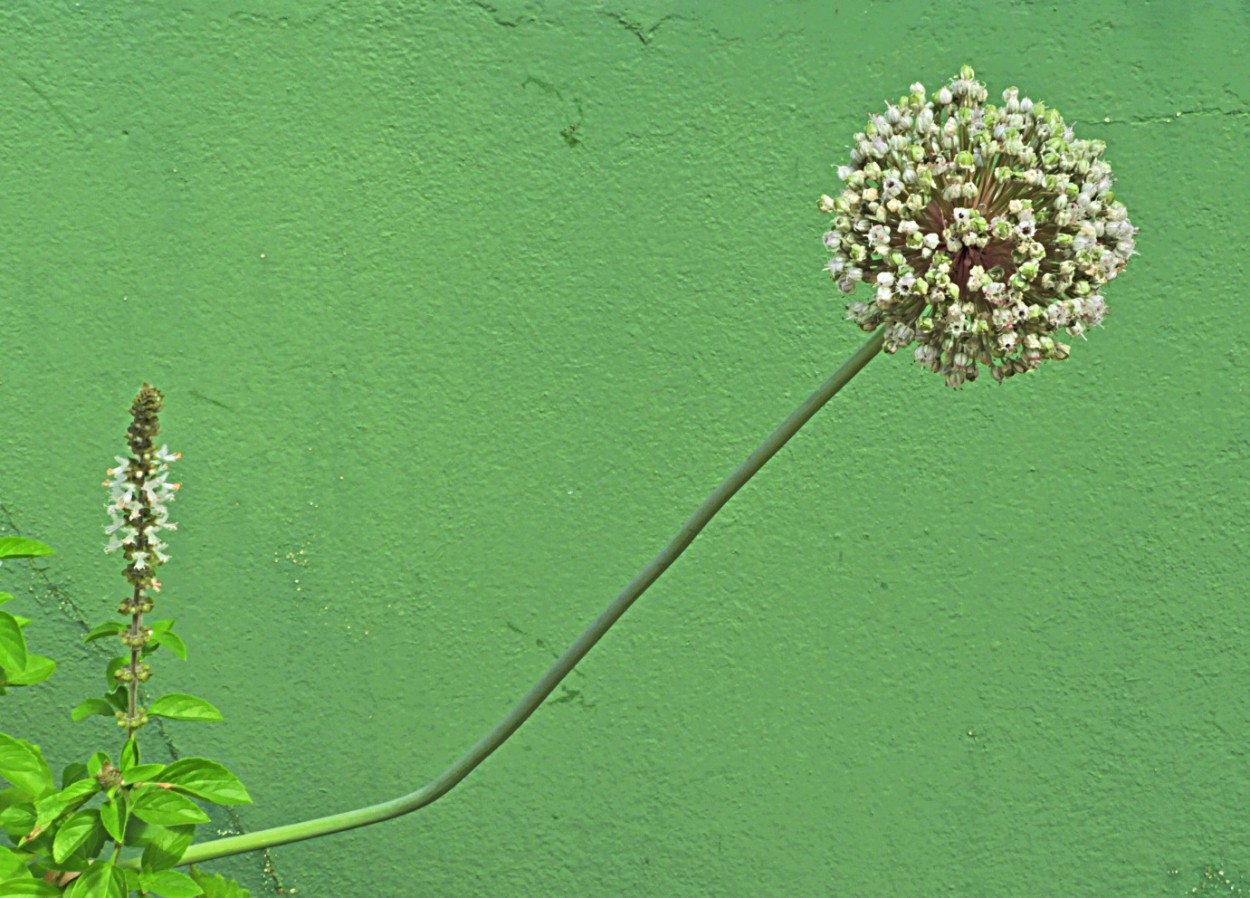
[178,328,885,866]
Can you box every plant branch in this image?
[175,327,885,866]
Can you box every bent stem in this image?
[177,327,885,866]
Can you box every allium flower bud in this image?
[821,66,1137,387]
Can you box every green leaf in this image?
[0,611,28,672]
[3,655,56,687]
[104,657,128,689]
[189,867,253,898]
[82,622,124,645]
[0,593,12,606]
[98,794,126,844]
[120,739,139,771]
[158,759,250,806]
[0,735,55,799]
[0,800,35,847]
[148,694,223,723]
[34,779,98,832]
[0,845,28,878]
[60,763,89,789]
[130,788,211,826]
[122,763,166,785]
[86,753,110,778]
[104,686,128,712]
[70,698,116,723]
[150,629,188,661]
[0,537,54,560]
[65,858,125,898]
[139,869,204,898]
[139,823,194,872]
[0,877,61,897]
[52,809,103,863]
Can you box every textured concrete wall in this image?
[1,1,1247,895]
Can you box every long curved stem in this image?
[178,328,885,866]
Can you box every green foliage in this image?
[147,696,222,723]
[0,553,58,692]
[1,523,253,894]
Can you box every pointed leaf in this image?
[120,739,139,771]
[82,622,124,645]
[150,629,188,661]
[122,763,166,785]
[65,858,125,898]
[34,779,98,831]
[0,538,54,560]
[0,735,54,799]
[0,611,28,672]
[148,695,223,723]
[130,788,210,826]
[4,655,55,687]
[139,823,194,872]
[103,657,128,689]
[60,763,89,789]
[158,759,250,806]
[0,593,12,606]
[86,754,110,778]
[52,809,104,863]
[70,698,116,723]
[139,869,204,898]
[99,794,126,844]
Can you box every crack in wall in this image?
[504,620,596,710]
[1097,106,1250,125]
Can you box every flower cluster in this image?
[104,385,180,599]
[104,384,180,730]
[819,65,1137,387]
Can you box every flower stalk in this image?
[104,384,181,743]
[162,68,1136,869]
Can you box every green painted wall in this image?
[1,1,1246,895]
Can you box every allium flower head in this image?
[819,66,1137,387]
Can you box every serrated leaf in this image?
[139,869,204,898]
[148,694,223,723]
[82,622,124,645]
[130,788,210,826]
[0,735,54,799]
[122,763,165,785]
[139,823,194,872]
[4,655,55,687]
[34,779,98,831]
[189,867,253,898]
[158,759,250,806]
[52,809,103,863]
[0,538,54,560]
[0,611,28,672]
[70,698,116,723]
